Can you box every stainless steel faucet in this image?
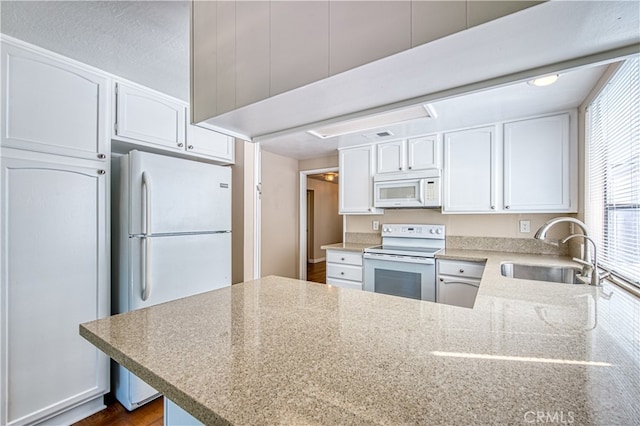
[561,234,609,286]
[533,217,596,283]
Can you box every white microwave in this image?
[373,170,441,208]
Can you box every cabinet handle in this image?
[188,145,194,150]
[177,142,184,148]
[97,169,106,175]
[459,269,464,273]
[97,153,106,159]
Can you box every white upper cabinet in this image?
[407,135,440,171]
[503,113,573,212]
[443,112,576,214]
[443,127,497,213]
[186,123,235,164]
[114,82,186,150]
[1,41,109,161]
[376,140,405,174]
[376,135,439,174]
[339,145,382,215]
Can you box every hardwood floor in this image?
[307,261,326,284]
[73,395,163,426]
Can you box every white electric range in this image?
[363,224,445,301]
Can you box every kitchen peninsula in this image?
[80,252,640,425]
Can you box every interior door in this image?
[128,150,231,235]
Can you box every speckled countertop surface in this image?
[320,242,375,252]
[81,251,640,425]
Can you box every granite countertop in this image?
[80,251,640,425]
[320,242,376,252]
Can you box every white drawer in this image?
[327,263,362,282]
[326,250,363,266]
[327,277,362,291]
[438,260,485,279]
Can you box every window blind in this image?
[586,57,640,286]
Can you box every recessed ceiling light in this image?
[308,104,438,139]
[527,74,560,87]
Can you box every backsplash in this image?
[345,232,381,245]
[445,236,569,256]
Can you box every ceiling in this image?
[1,1,637,162]
[259,62,610,159]
[0,0,190,101]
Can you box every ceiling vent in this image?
[308,104,437,140]
[363,130,395,140]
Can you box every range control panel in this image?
[381,224,445,239]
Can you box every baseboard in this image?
[307,257,326,264]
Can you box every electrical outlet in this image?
[373,220,380,231]
[519,220,531,233]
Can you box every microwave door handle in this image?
[418,180,425,203]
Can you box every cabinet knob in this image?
[177,142,184,148]
[340,272,345,275]
[398,167,402,170]
[459,269,464,273]
[97,169,106,175]
[491,205,496,210]
[188,145,194,150]
[97,153,106,159]
[408,166,412,170]
[341,257,345,261]
[505,205,511,209]
[440,278,444,282]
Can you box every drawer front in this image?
[327,263,362,282]
[326,250,363,266]
[327,277,362,291]
[438,260,485,279]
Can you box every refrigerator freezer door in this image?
[127,232,231,310]
[128,150,231,235]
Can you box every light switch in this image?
[373,220,380,231]
[519,220,531,233]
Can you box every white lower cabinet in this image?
[436,259,485,309]
[0,148,109,426]
[326,250,363,290]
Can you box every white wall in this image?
[261,150,299,278]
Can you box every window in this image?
[586,56,640,286]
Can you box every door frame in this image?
[299,167,338,280]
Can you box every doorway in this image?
[299,167,341,282]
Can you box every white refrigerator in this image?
[111,150,231,410]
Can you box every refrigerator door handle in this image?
[141,171,152,301]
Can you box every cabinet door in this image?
[407,135,439,170]
[376,140,404,173]
[114,82,186,150]
[503,114,572,212]
[339,146,380,214]
[0,150,108,425]
[1,42,109,160]
[186,124,235,164]
[443,127,496,212]
[437,278,479,309]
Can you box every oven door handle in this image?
[363,253,435,265]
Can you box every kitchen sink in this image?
[500,263,584,284]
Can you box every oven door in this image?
[363,253,436,302]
